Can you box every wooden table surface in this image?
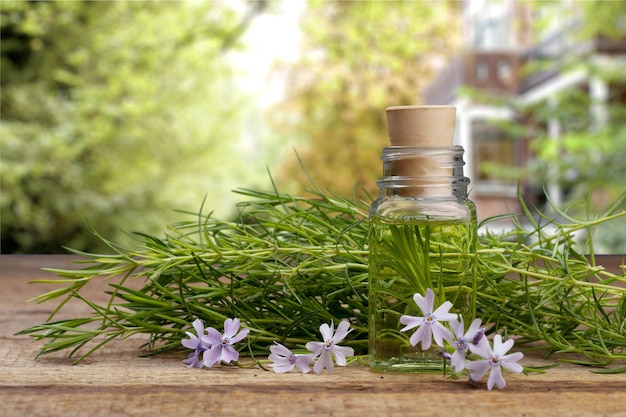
[1,255,625,417]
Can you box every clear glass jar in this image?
[368,146,477,372]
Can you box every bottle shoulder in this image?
[370,197,476,222]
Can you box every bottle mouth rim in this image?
[384,145,463,150]
[377,176,470,185]
[378,175,461,181]
[381,145,464,160]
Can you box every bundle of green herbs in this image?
[17,175,626,372]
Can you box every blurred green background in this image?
[1,0,625,254]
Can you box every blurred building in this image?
[423,0,626,220]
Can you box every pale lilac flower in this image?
[202,318,250,367]
[181,319,210,368]
[268,342,314,374]
[448,317,484,372]
[306,320,354,374]
[399,288,456,350]
[466,334,524,390]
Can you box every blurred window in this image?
[476,60,489,82]
[472,120,517,186]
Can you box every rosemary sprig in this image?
[16,176,626,371]
[474,188,626,367]
[18,180,371,364]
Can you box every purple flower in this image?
[399,288,456,350]
[306,320,354,374]
[268,342,314,373]
[202,318,250,367]
[181,319,210,368]
[448,317,484,372]
[466,334,524,390]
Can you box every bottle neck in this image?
[377,146,470,199]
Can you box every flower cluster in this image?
[400,288,524,390]
[182,318,354,374]
[181,318,250,369]
[270,320,354,374]
[182,290,523,390]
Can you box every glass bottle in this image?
[368,141,477,372]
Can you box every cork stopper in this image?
[386,105,456,147]
[385,105,457,197]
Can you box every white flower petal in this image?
[183,351,202,368]
[272,363,295,373]
[322,351,335,374]
[501,352,524,373]
[466,359,490,382]
[269,342,292,357]
[399,315,423,332]
[431,322,453,347]
[202,345,221,367]
[332,345,354,366]
[267,353,284,362]
[296,362,312,374]
[450,350,467,372]
[469,336,492,359]
[223,318,240,338]
[465,318,483,339]
[314,351,333,374]
[495,336,515,356]
[269,357,295,373]
[306,341,324,357]
[433,300,454,317]
[332,320,352,343]
[220,346,239,364]
[409,323,432,349]
[450,317,465,338]
[192,319,205,337]
[436,313,459,323]
[319,322,333,342]
[230,327,250,344]
[487,364,506,390]
[413,290,431,315]
[295,354,314,373]
[181,333,199,350]
[199,334,213,348]
[205,327,223,345]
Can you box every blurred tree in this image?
[270,0,461,199]
[1,0,268,253]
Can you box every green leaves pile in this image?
[18,176,626,371]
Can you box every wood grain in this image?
[1,255,625,417]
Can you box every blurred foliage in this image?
[271,0,461,199]
[1,0,271,253]
[478,0,626,252]
[3,0,623,255]
[509,84,626,253]
[522,90,626,197]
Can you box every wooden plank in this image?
[1,255,625,417]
